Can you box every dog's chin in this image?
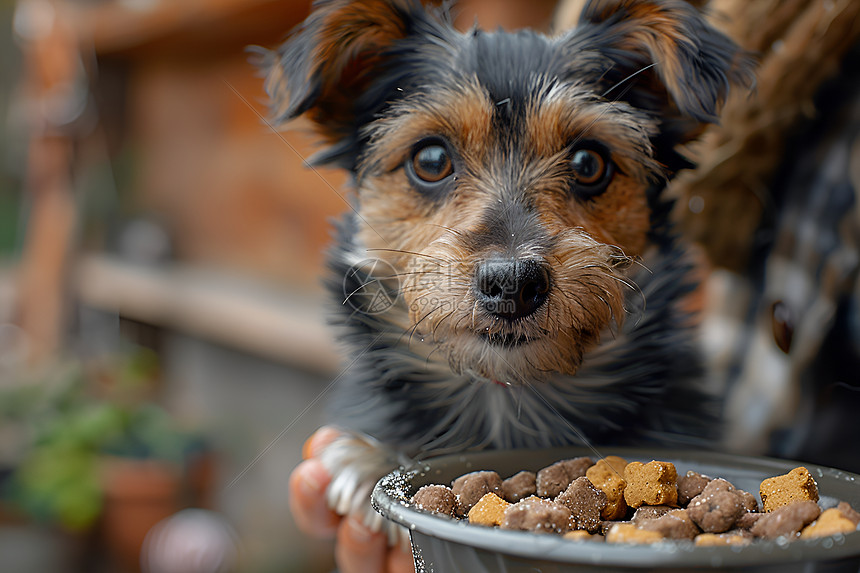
[437,331,583,384]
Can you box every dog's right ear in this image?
[259,0,440,157]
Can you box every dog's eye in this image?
[569,145,613,197]
[771,300,794,354]
[408,141,454,187]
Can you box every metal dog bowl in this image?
[371,447,860,572]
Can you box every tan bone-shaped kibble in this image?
[759,467,819,512]
[623,461,678,509]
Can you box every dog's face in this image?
[264,0,752,383]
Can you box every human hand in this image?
[289,426,415,573]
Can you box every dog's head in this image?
[263,0,753,383]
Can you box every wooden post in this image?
[13,0,82,366]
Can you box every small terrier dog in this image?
[263,0,753,532]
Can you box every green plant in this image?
[3,349,195,531]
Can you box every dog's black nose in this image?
[474,259,550,320]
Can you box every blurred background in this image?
[0,0,560,571]
[1,0,859,571]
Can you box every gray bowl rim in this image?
[371,446,860,568]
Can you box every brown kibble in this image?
[759,467,819,512]
[695,532,751,547]
[602,496,628,521]
[586,457,628,520]
[501,497,572,534]
[556,477,608,532]
[412,484,457,516]
[623,461,678,508]
[606,523,665,544]
[838,501,860,525]
[677,471,711,506]
[452,471,503,515]
[687,479,745,533]
[736,512,763,530]
[751,500,821,539]
[737,489,759,512]
[639,508,700,540]
[800,507,859,539]
[632,504,674,522]
[536,457,594,498]
[502,470,536,503]
[468,492,510,527]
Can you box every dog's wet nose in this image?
[474,259,550,320]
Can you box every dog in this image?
[261,0,753,535]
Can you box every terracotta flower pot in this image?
[100,457,182,573]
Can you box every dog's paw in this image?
[318,430,410,546]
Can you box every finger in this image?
[289,458,341,538]
[302,426,344,459]
[386,541,416,573]
[335,515,388,573]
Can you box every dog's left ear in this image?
[569,0,755,146]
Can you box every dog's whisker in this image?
[601,62,659,99]
[404,303,445,348]
[470,299,481,331]
[341,279,392,306]
[424,223,468,239]
[568,78,640,149]
[424,338,446,368]
[431,308,458,341]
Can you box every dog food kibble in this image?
[410,456,857,548]
[597,520,624,535]
[555,477,607,532]
[412,484,457,516]
[677,471,711,505]
[800,503,860,539]
[737,489,760,512]
[586,457,628,520]
[563,530,602,541]
[639,509,700,540]
[632,504,674,523]
[686,479,746,533]
[451,470,503,515]
[837,500,860,525]
[468,492,510,527]
[751,500,821,539]
[759,467,819,512]
[624,461,678,508]
[606,522,665,544]
[735,512,762,530]
[694,532,751,547]
[502,470,536,503]
[501,496,571,534]
[536,457,593,498]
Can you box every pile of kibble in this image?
[409,456,860,545]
